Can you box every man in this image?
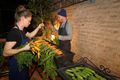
[49,9,73,51]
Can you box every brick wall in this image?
[54,0,120,77]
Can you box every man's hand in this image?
[49,23,54,29]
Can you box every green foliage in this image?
[38,44,58,80]
[53,38,59,45]
[13,39,58,79]
[25,0,57,36]
[14,43,34,73]
[14,51,34,72]
[0,42,5,65]
[42,37,59,45]
[25,0,56,26]
[42,37,51,42]
[42,26,48,36]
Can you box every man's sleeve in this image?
[52,27,58,34]
[58,22,73,40]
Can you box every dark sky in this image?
[0,0,26,4]
[0,0,28,34]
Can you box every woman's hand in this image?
[26,23,44,38]
[23,43,30,51]
[38,23,44,29]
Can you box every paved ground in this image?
[0,64,62,80]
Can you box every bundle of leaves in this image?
[31,38,58,80]
[14,38,58,80]
[37,45,58,80]
[53,38,59,46]
[14,43,34,72]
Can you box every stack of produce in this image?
[14,42,34,72]
[65,67,107,80]
[42,36,59,46]
[30,38,42,58]
[35,37,62,55]
[14,37,63,80]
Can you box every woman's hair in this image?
[14,5,32,24]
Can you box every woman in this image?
[3,5,44,80]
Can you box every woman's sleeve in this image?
[6,29,20,42]
[24,29,27,34]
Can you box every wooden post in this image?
[46,24,51,40]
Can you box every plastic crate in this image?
[56,61,117,80]
[54,51,75,69]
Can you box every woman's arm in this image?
[26,23,44,38]
[3,41,30,57]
